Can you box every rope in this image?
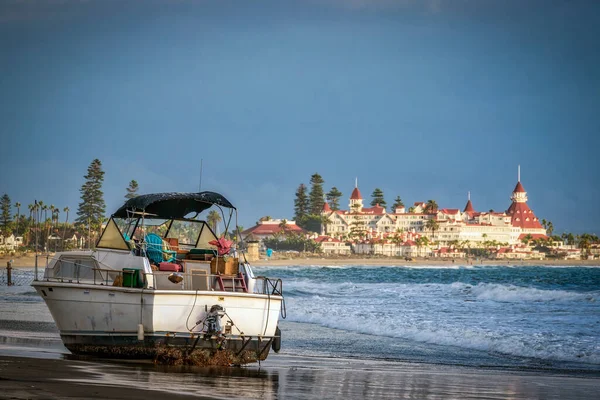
[185,290,200,331]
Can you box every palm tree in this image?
[521,234,533,246]
[207,210,222,234]
[48,205,56,242]
[546,221,554,236]
[424,200,438,214]
[578,236,591,258]
[14,202,21,238]
[278,219,289,236]
[40,202,47,221]
[391,233,403,257]
[425,218,439,241]
[62,207,70,250]
[415,236,430,257]
[53,207,60,227]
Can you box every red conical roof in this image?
[322,202,331,212]
[506,201,543,229]
[513,181,526,193]
[350,187,362,200]
[463,200,474,213]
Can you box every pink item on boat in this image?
[158,262,182,272]
[208,237,233,256]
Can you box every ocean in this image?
[267,264,600,372]
[0,265,599,399]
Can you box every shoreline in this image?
[1,253,598,268]
[0,353,598,400]
[253,257,600,267]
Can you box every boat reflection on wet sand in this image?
[0,350,598,400]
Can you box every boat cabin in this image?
[40,192,263,294]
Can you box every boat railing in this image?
[35,256,283,295]
[254,276,283,296]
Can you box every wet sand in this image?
[0,353,599,400]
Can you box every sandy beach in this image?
[0,353,598,400]
[1,253,598,268]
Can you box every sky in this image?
[0,0,599,234]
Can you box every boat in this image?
[32,191,285,365]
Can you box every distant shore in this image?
[253,256,600,267]
[1,253,598,268]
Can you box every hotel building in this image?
[321,175,547,247]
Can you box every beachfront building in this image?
[353,238,432,258]
[0,234,23,252]
[321,173,547,252]
[241,219,305,243]
[314,236,351,255]
[492,245,546,260]
[432,247,467,258]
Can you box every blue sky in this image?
[1,0,598,234]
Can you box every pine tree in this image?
[125,180,139,199]
[1,194,12,235]
[294,183,309,221]
[391,196,404,211]
[76,159,106,231]
[370,188,386,209]
[308,173,325,215]
[326,187,343,211]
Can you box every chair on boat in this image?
[144,233,177,264]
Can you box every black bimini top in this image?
[112,191,235,219]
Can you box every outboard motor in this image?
[202,304,225,340]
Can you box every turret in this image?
[349,178,363,212]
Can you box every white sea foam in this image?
[284,275,600,365]
[288,304,600,365]
[450,282,597,303]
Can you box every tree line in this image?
[292,173,441,233]
[1,159,141,252]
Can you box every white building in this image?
[314,236,351,255]
[0,234,23,251]
[321,173,547,250]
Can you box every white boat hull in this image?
[32,281,283,362]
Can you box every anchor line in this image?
[185,290,200,331]
[262,287,272,337]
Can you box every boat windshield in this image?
[165,220,205,246]
[111,217,217,249]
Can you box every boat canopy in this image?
[112,191,235,219]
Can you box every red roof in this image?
[440,208,460,215]
[322,202,331,212]
[506,201,544,229]
[315,235,342,243]
[463,200,474,213]
[360,205,386,215]
[241,223,305,236]
[518,233,547,240]
[350,187,362,200]
[513,181,526,193]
